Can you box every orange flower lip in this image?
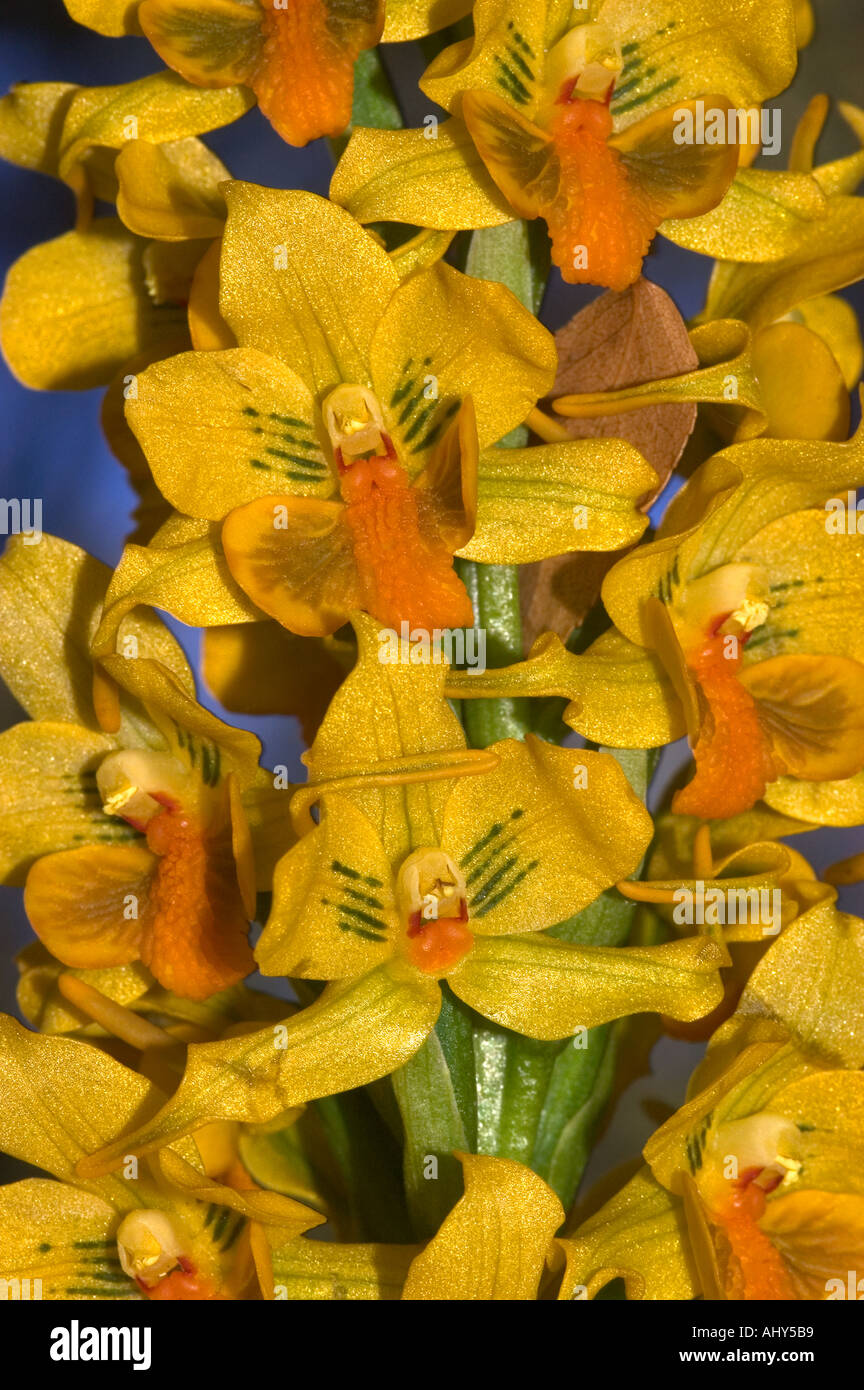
[405,912,474,977]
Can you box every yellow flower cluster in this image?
[0,0,861,1305]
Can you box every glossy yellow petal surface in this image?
[0,81,78,173]
[0,218,190,390]
[759,1189,864,1300]
[24,843,155,970]
[794,293,863,391]
[266,1233,417,1300]
[448,932,727,1038]
[77,964,441,1173]
[219,184,399,395]
[736,510,864,662]
[93,514,260,658]
[718,900,864,1069]
[371,260,556,465]
[0,1015,165,1210]
[402,1153,564,1300]
[442,737,652,935]
[301,614,472,859]
[560,1166,696,1300]
[0,533,192,740]
[115,136,228,241]
[610,98,739,221]
[221,496,361,637]
[701,196,864,332]
[138,0,264,88]
[64,0,142,35]
[460,437,654,561]
[56,71,252,191]
[257,793,397,980]
[330,119,513,230]
[764,771,864,828]
[126,347,332,519]
[446,628,685,748]
[742,654,864,783]
[601,0,797,128]
[420,0,548,117]
[381,0,472,42]
[663,168,828,261]
[0,1179,138,1301]
[201,622,351,734]
[0,721,130,885]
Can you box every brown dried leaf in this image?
[521,278,698,647]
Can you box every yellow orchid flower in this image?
[254,1151,572,1300]
[0,1015,320,1300]
[75,614,727,1175]
[89,184,656,645]
[0,71,248,228]
[0,74,245,396]
[0,534,293,1000]
[577,429,864,821]
[61,0,471,147]
[563,895,864,1299]
[332,0,798,289]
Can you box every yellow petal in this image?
[330,119,513,229]
[442,737,651,934]
[381,0,472,42]
[188,235,235,349]
[0,81,77,174]
[24,843,155,970]
[736,509,864,661]
[266,1232,416,1300]
[371,260,556,465]
[794,293,864,391]
[602,0,797,128]
[764,771,864,827]
[0,1014,165,1210]
[608,97,739,222]
[77,964,441,1173]
[701,196,864,332]
[115,136,228,241]
[64,0,142,35]
[420,0,548,118]
[138,0,263,87]
[92,513,260,658]
[559,1166,696,1300]
[257,793,397,980]
[742,654,864,782]
[302,614,471,859]
[726,898,864,1068]
[219,184,399,395]
[0,218,190,390]
[221,496,361,637]
[201,622,351,731]
[99,652,263,790]
[445,628,686,748]
[0,722,132,885]
[126,347,332,519]
[0,1178,137,1301]
[448,932,727,1038]
[663,168,827,260]
[402,1153,564,1300]
[0,532,192,734]
[760,1189,864,1300]
[459,437,654,562]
